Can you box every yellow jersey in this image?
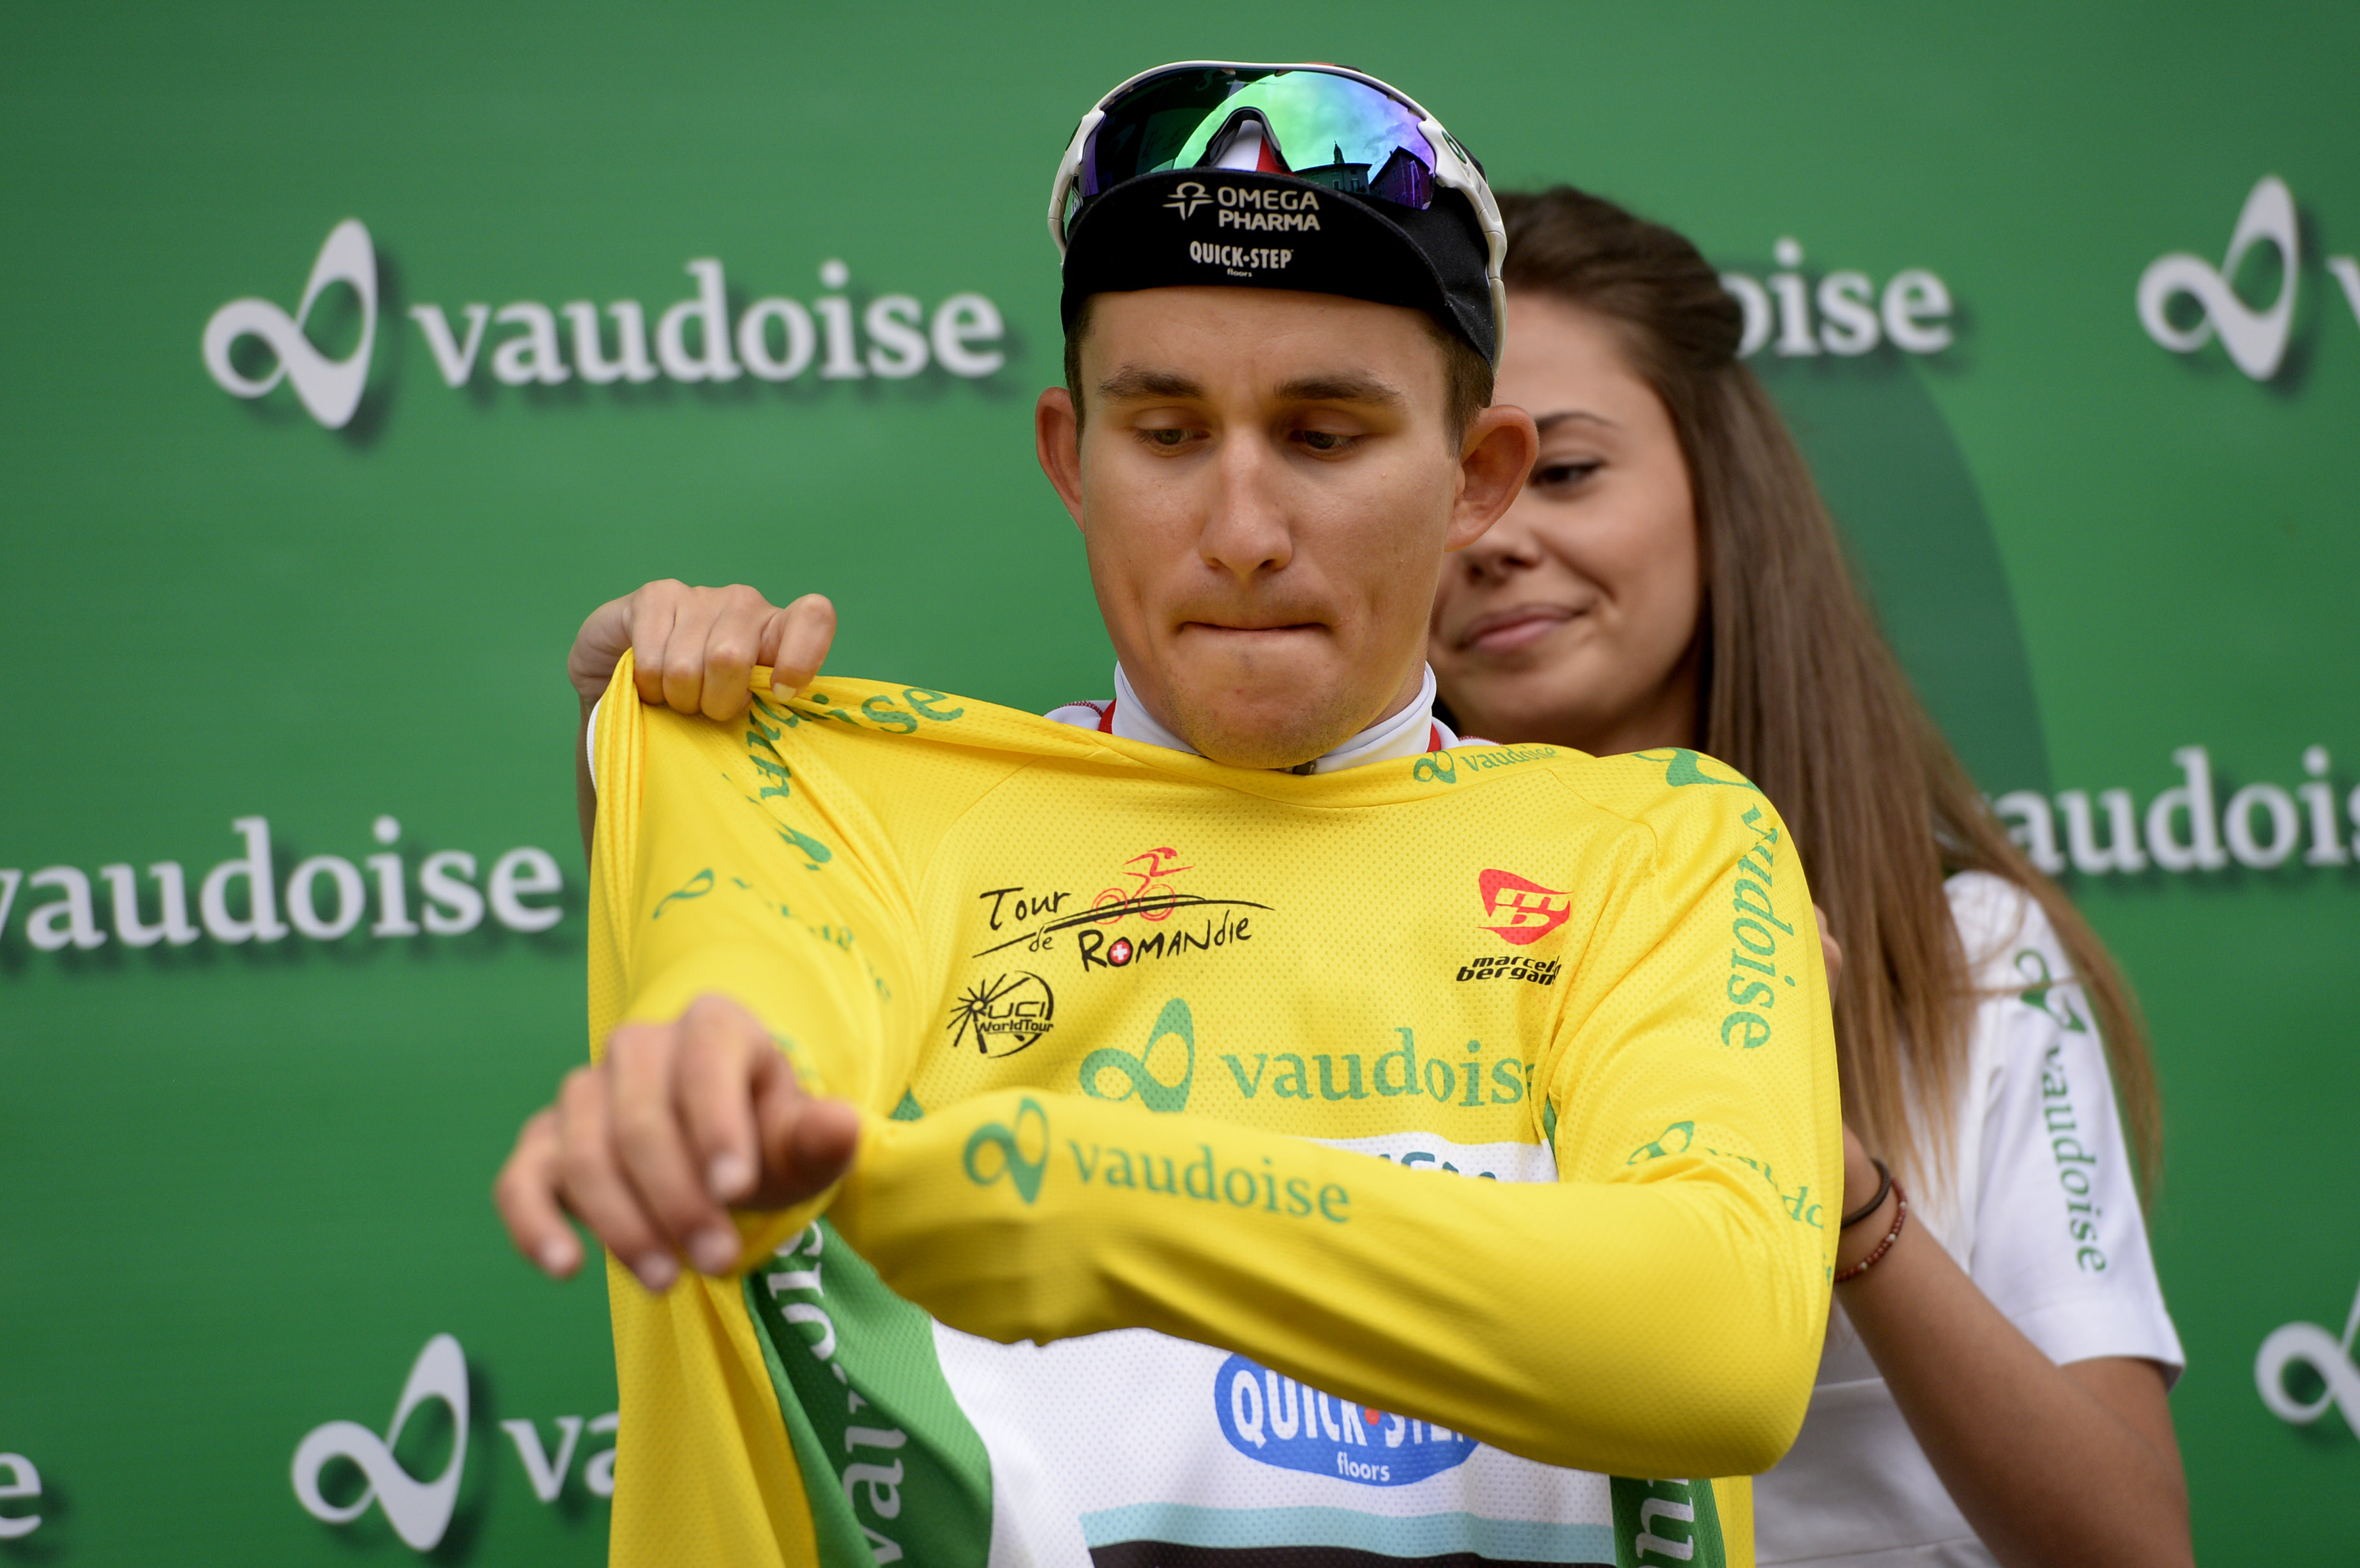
[587,661,1840,1568]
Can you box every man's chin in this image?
[1160,679,1368,771]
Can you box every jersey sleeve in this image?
[828,774,1841,1482]
[589,658,930,1568]
[1947,875,2184,1381]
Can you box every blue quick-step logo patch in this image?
[1213,1354,1477,1486]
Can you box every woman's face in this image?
[1430,292,1705,755]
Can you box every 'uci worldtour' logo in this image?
[2138,174,2360,381]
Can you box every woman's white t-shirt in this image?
[1753,871,2184,1567]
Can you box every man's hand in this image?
[494,994,861,1291]
[570,581,838,721]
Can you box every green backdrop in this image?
[4,4,2355,1563]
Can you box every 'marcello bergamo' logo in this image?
[2138,174,2360,381]
[205,220,1009,430]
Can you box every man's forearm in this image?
[831,1087,1824,1481]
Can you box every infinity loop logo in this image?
[204,219,378,429]
[2138,176,2297,381]
[291,1332,469,1550]
[1078,996,1195,1112]
[2254,1281,2360,1437]
[962,1096,1049,1203]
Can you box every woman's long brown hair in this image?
[1488,186,2161,1189]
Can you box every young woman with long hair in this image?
[1424,185,2189,1568]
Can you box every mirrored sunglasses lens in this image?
[1080,68,1435,208]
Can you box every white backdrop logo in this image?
[201,220,1008,432]
[204,219,378,430]
[2138,176,2298,379]
[2255,1279,2360,1437]
[292,1332,468,1551]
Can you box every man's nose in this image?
[1195,435,1295,580]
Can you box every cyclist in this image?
[499,61,1840,1568]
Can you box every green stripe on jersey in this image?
[745,1219,993,1567]
[1610,1475,1725,1568]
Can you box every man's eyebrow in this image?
[1096,366,1205,402]
[1534,409,1618,433]
[1275,372,1407,407]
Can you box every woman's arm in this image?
[1833,1130,2193,1568]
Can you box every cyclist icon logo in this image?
[1093,847,1194,923]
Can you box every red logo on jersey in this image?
[1478,870,1571,946]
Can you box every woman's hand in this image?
[571,582,838,852]
[1831,1132,2190,1568]
[1815,900,2189,1568]
[570,581,836,716]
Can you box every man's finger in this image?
[748,1059,861,1209]
[494,1108,586,1278]
[696,586,771,724]
[552,1064,679,1291]
[660,594,725,717]
[629,580,688,707]
[568,597,635,705]
[674,996,771,1240]
[768,594,837,698]
[605,1023,738,1276]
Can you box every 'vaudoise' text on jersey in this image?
[586,663,1841,1568]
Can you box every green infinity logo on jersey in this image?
[1633,748,1761,792]
[651,867,715,917]
[962,1097,1048,1203]
[2013,948,2089,1034]
[1080,997,1195,1112]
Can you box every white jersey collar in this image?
[1096,662,1456,774]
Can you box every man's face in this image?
[1036,287,1530,769]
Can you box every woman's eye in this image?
[1532,459,1601,488]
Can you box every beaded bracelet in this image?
[1832,1179,1909,1285]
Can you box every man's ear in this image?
[1035,387,1087,531]
[1446,403,1539,552]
